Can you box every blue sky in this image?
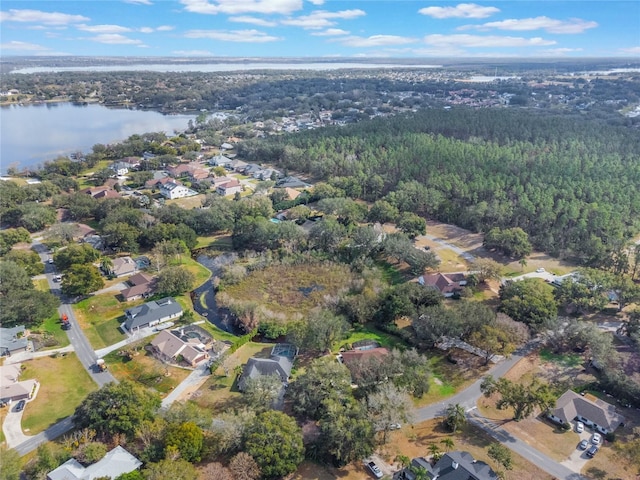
[1,1,639,58]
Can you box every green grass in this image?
[539,348,583,367]
[40,314,71,348]
[374,259,405,285]
[197,321,239,343]
[195,234,233,251]
[336,325,405,351]
[33,278,50,292]
[21,353,97,435]
[104,348,192,395]
[83,317,127,350]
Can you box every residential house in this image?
[548,390,625,434]
[150,329,210,367]
[109,256,137,278]
[339,347,389,371]
[211,176,235,188]
[253,168,280,181]
[0,325,29,356]
[238,353,293,406]
[145,175,175,190]
[0,363,38,404]
[216,179,243,196]
[275,176,311,189]
[242,163,264,177]
[393,451,498,480]
[283,187,302,201]
[160,181,193,200]
[120,273,156,302]
[220,142,234,150]
[47,446,142,480]
[230,159,248,172]
[209,154,233,168]
[166,162,210,181]
[123,297,183,331]
[81,186,120,199]
[420,273,467,298]
[109,161,130,176]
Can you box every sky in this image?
[1,1,639,58]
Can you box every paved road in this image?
[160,362,211,409]
[413,339,586,480]
[421,233,477,262]
[14,416,75,456]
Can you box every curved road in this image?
[9,242,118,455]
[414,340,586,480]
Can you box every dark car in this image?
[15,400,26,412]
[586,445,599,458]
[578,439,589,450]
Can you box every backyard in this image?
[20,353,97,435]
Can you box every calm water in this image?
[0,103,194,173]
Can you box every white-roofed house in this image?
[47,445,142,480]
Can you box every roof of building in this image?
[275,176,311,189]
[396,452,498,480]
[111,256,137,276]
[340,347,389,367]
[47,446,142,480]
[0,379,37,401]
[124,297,182,330]
[127,272,153,287]
[120,282,155,300]
[422,273,466,295]
[0,325,28,353]
[284,187,302,200]
[160,181,186,191]
[238,356,293,391]
[150,330,208,365]
[551,390,625,431]
[218,179,241,189]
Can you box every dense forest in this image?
[239,108,640,265]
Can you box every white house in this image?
[47,446,142,480]
[109,162,130,176]
[160,181,192,200]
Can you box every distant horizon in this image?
[1,1,638,58]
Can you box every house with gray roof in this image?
[275,176,311,189]
[394,451,498,480]
[47,445,141,480]
[238,355,293,391]
[548,390,625,434]
[0,325,29,356]
[123,297,183,331]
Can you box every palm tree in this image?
[445,403,467,433]
[409,465,430,480]
[428,443,440,456]
[440,437,454,452]
[518,257,527,271]
[100,256,113,276]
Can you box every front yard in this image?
[20,353,97,435]
[73,293,134,349]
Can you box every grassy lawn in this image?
[539,348,583,368]
[33,278,50,292]
[39,313,71,348]
[179,256,211,288]
[166,195,205,209]
[374,260,405,285]
[220,262,355,318]
[21,353,97,435]
[104,347,191,395]
[73,293,131,349]
[195,233,233,250]
[196,321,239,343]
[337,325,405,351]
[190,342,273,414]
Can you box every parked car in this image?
[389,423,402,430]
[365,460,383,479]
[592,433,602,445]
[578,439,589,450]
[53,275,62,282]
[586,445,599,458]
[536,267,545,273]
[15,400,26,412]
[48,258,54,264]
[576,421,584,433]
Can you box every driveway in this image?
[160,362,211,409]
[3,405,30,448]
[561,428,598,473]
[420,233,476,262]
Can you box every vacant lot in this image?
[73,293,130,349]
[292,419,552,480]
[104,346,190,395]
[220,262,355,318]
[20,353,97,435]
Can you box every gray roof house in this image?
[238,355,293,391]
[0,325,29,356]
[548,390,625,434]
[123,297,183,331]
[394,451,498,480]
[275,176,311,189]
[47,445,142,480]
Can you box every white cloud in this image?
[308,0,324,4]
[124,0,153,4]
[184,29,281,42]
[419,3,499,19]
[281,9,365,29]
[180,0,302,15]
[172,49,213,55]
[228,16,278,27]
[619,46,640,55]
[157,25,174,31]
[0,9,89,25]
[311,28,350,36]
[459,16,598,34]
[424,34,556,48]
[90,33,144,44]
[77,24,132,33]
[334,35,417,47]
[0,40,50,51]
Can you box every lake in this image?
[0,103,195,173]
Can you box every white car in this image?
[576,421,584,433]
[365,460,383,479]
[536,267,545,273]
[48,258,54,264]
[592,433,602,445]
